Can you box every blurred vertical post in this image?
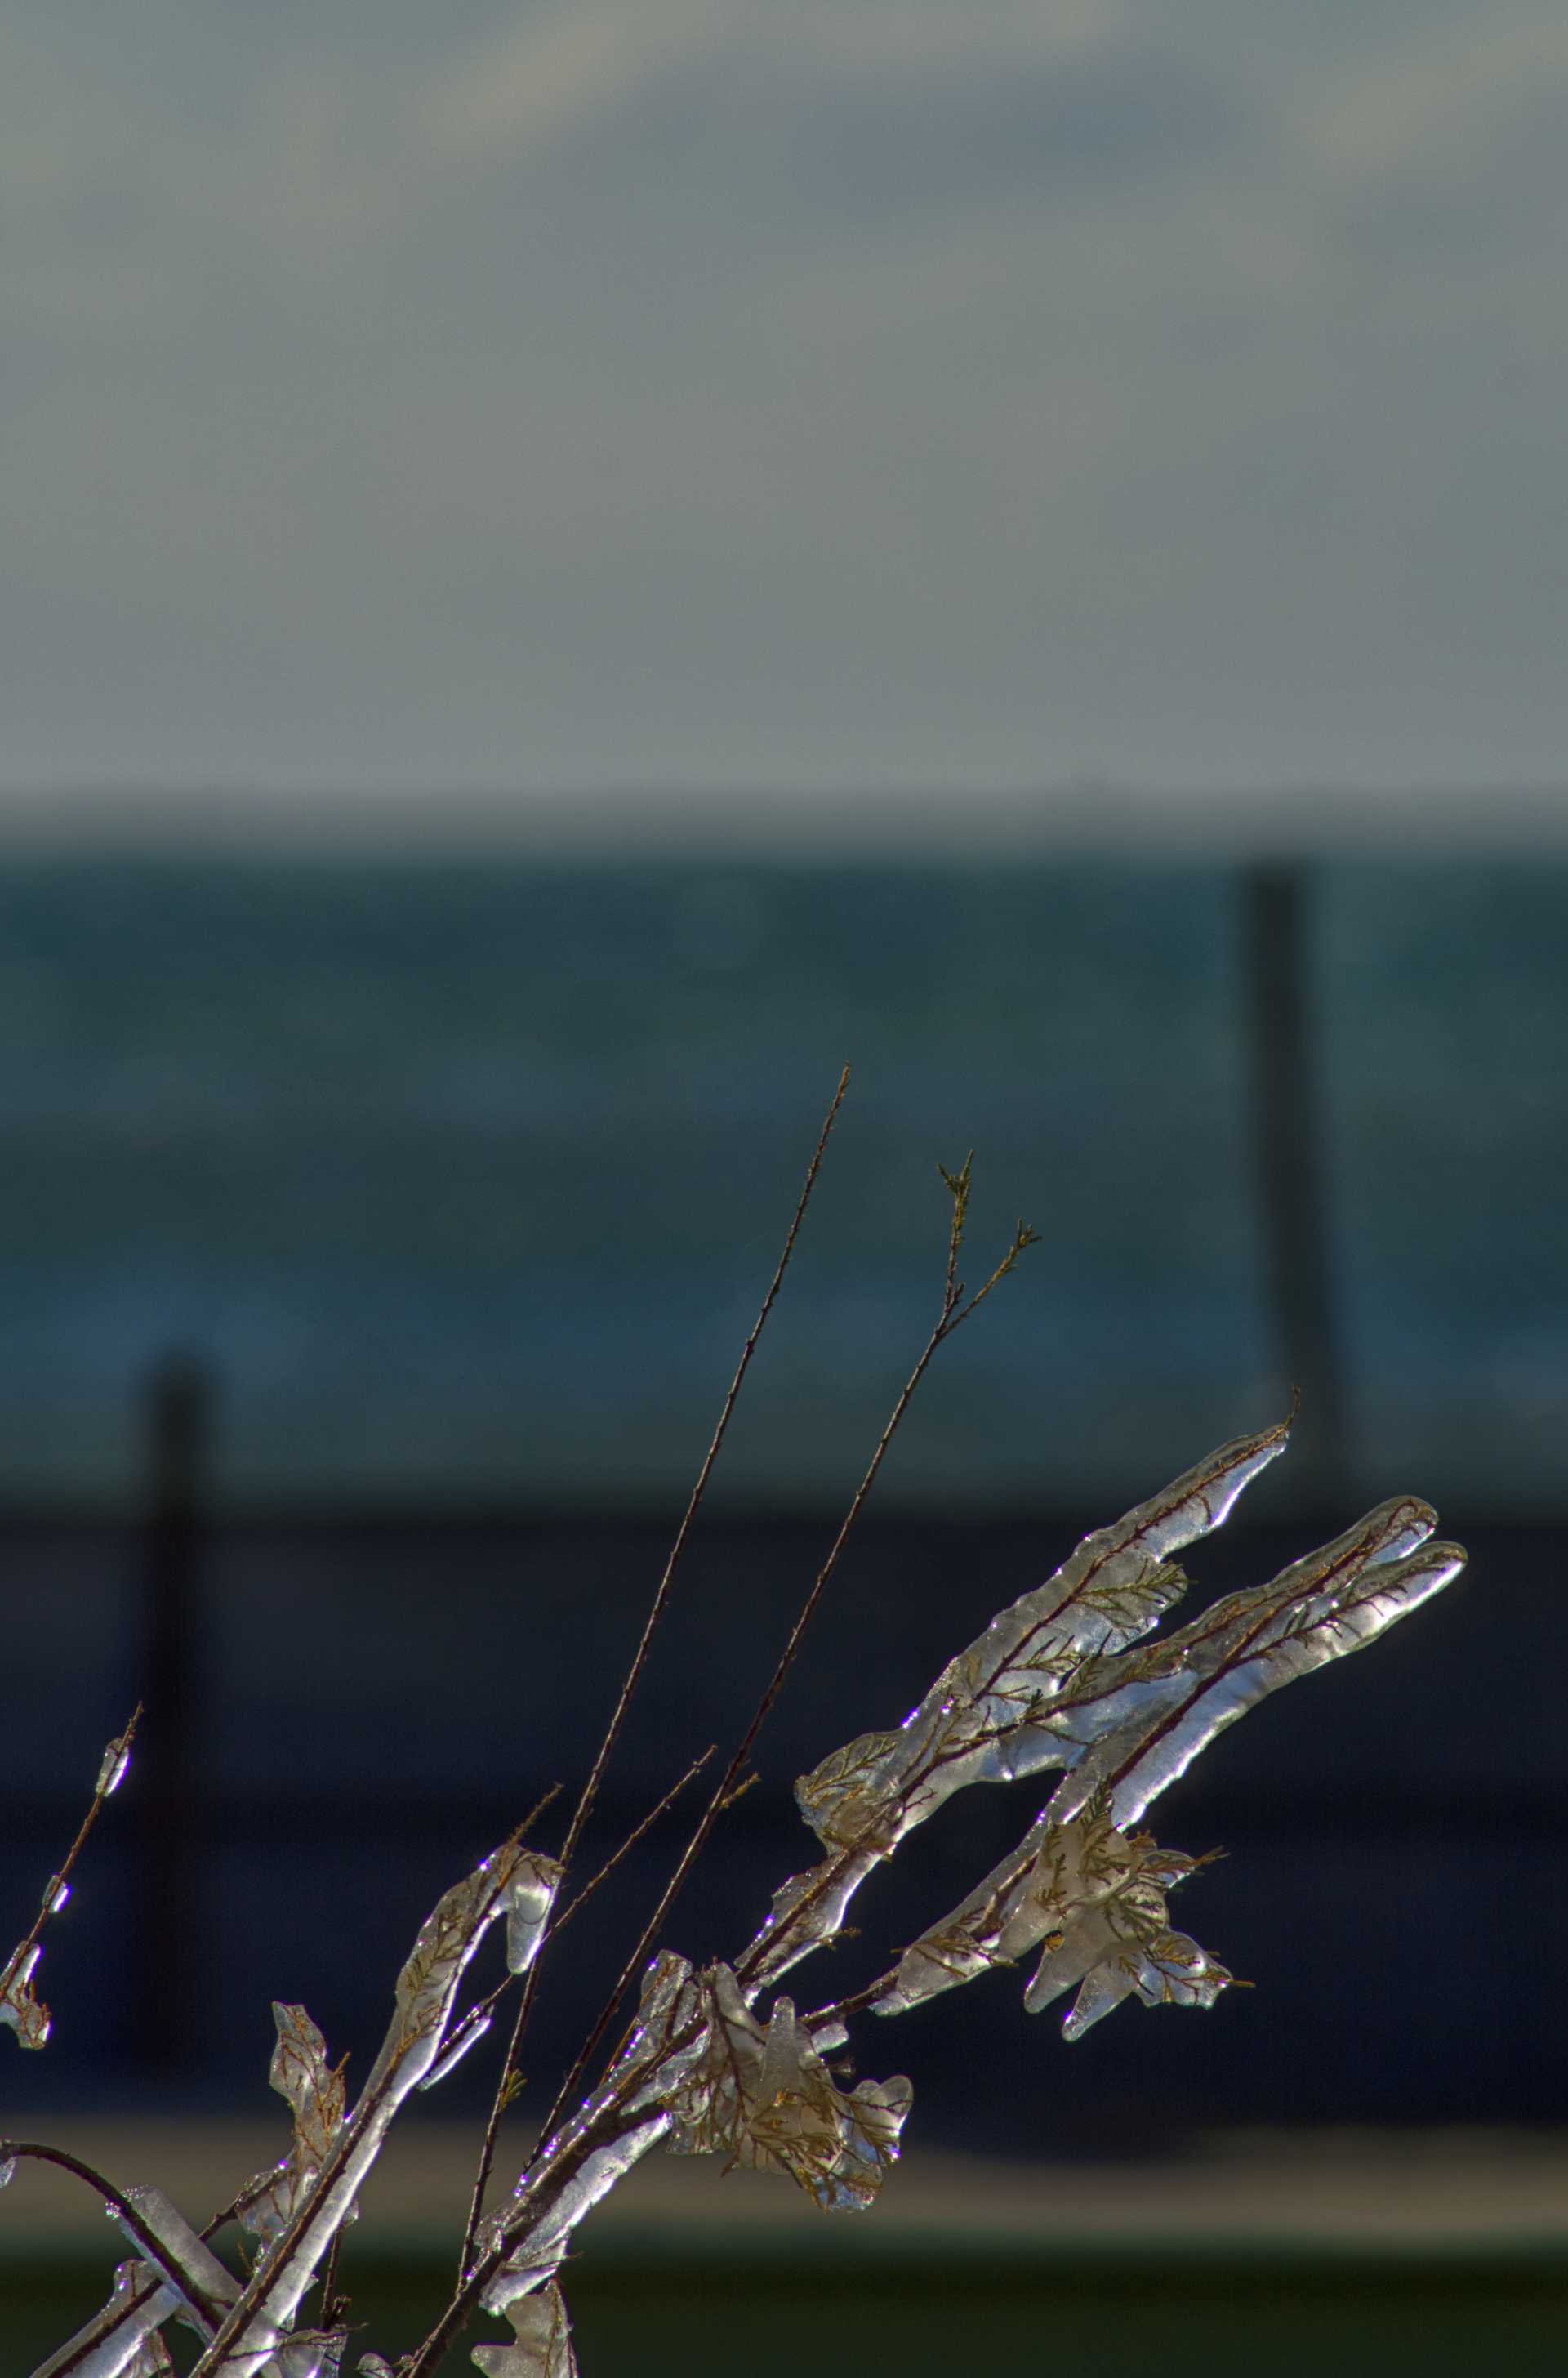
[132,1351,210,2071]
[1238,862,1347,1501]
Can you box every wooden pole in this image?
[1238,862,1348,1501]
[131,1350,209,2070]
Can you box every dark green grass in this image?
[8,2245,1568,2376]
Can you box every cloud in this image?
[1,2,1566,794]
[420,0,723,164]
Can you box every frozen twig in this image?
[528,1163,1039,2155]
[2,1707,140,2052]
[10,1142,1472,2378]
[457,1070,850,2279]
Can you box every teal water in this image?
[0,856,1561,1509]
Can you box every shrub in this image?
[3,1077,1466,2376]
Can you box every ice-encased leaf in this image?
[236,2005,351,2247]
[270,2004,346,2176]
[875,1796,1227,2032]
[1,1938,51,2048]
[658,1961,911,2211]
[1032,1904,1229,2038]
[471,2282,578,2378]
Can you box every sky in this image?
[4,2,1567,810]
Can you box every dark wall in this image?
[2,1498,1554,2150]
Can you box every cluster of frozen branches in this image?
[2,1076,1468,2376]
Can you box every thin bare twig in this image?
[455,1069,850,2278]
[532,1167,1037,2152]
[315,2225,347,2337]
[553,1747,715,1943]
[562,1067,849,1862]
[2,1706,140,2032]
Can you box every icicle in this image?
[419,2004,494,2092]
[503,1854,564,1978]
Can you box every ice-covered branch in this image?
[186,1841,560,2376]
[423,1423,1465,2376]
[19,1414,1469,2378]
[2,1708,139,2053]
[29,1840,559,2378]
[738,1421,1290,1992]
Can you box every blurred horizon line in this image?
[0,783,1564,858]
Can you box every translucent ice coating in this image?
[473,1942,913,2357]
[179,1840,533,2378]
[475,1964,696,2315]
[746,1422,1290,1987]
[6,1719,139,2064]
[111,2188,241,2335]
[655,1960,912,2211]
[1,1939,51,2048]
[471,2283,578,2377]
[30,2194,242,2377]
[873,1512,1466,2028]
[477,2113,674,2320]
[504,1855,564,1977]
[31,2260,185,2378]
[875,1794,1229,2032]
[235,2004,350,2250]
[1040,1505,1463,1832]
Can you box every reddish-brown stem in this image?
[418,1164,1036,2368]
[553,1747,715,1942]
[533,1255,978,2153]
[3,1705,140,1997]
[456,1069,849,2278]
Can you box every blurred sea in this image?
[0,854,1562,1511]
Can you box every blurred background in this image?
[4,2,1568,2369]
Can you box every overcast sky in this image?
[5,2,1566,810]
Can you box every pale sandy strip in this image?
[5,2122,1568,2254]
